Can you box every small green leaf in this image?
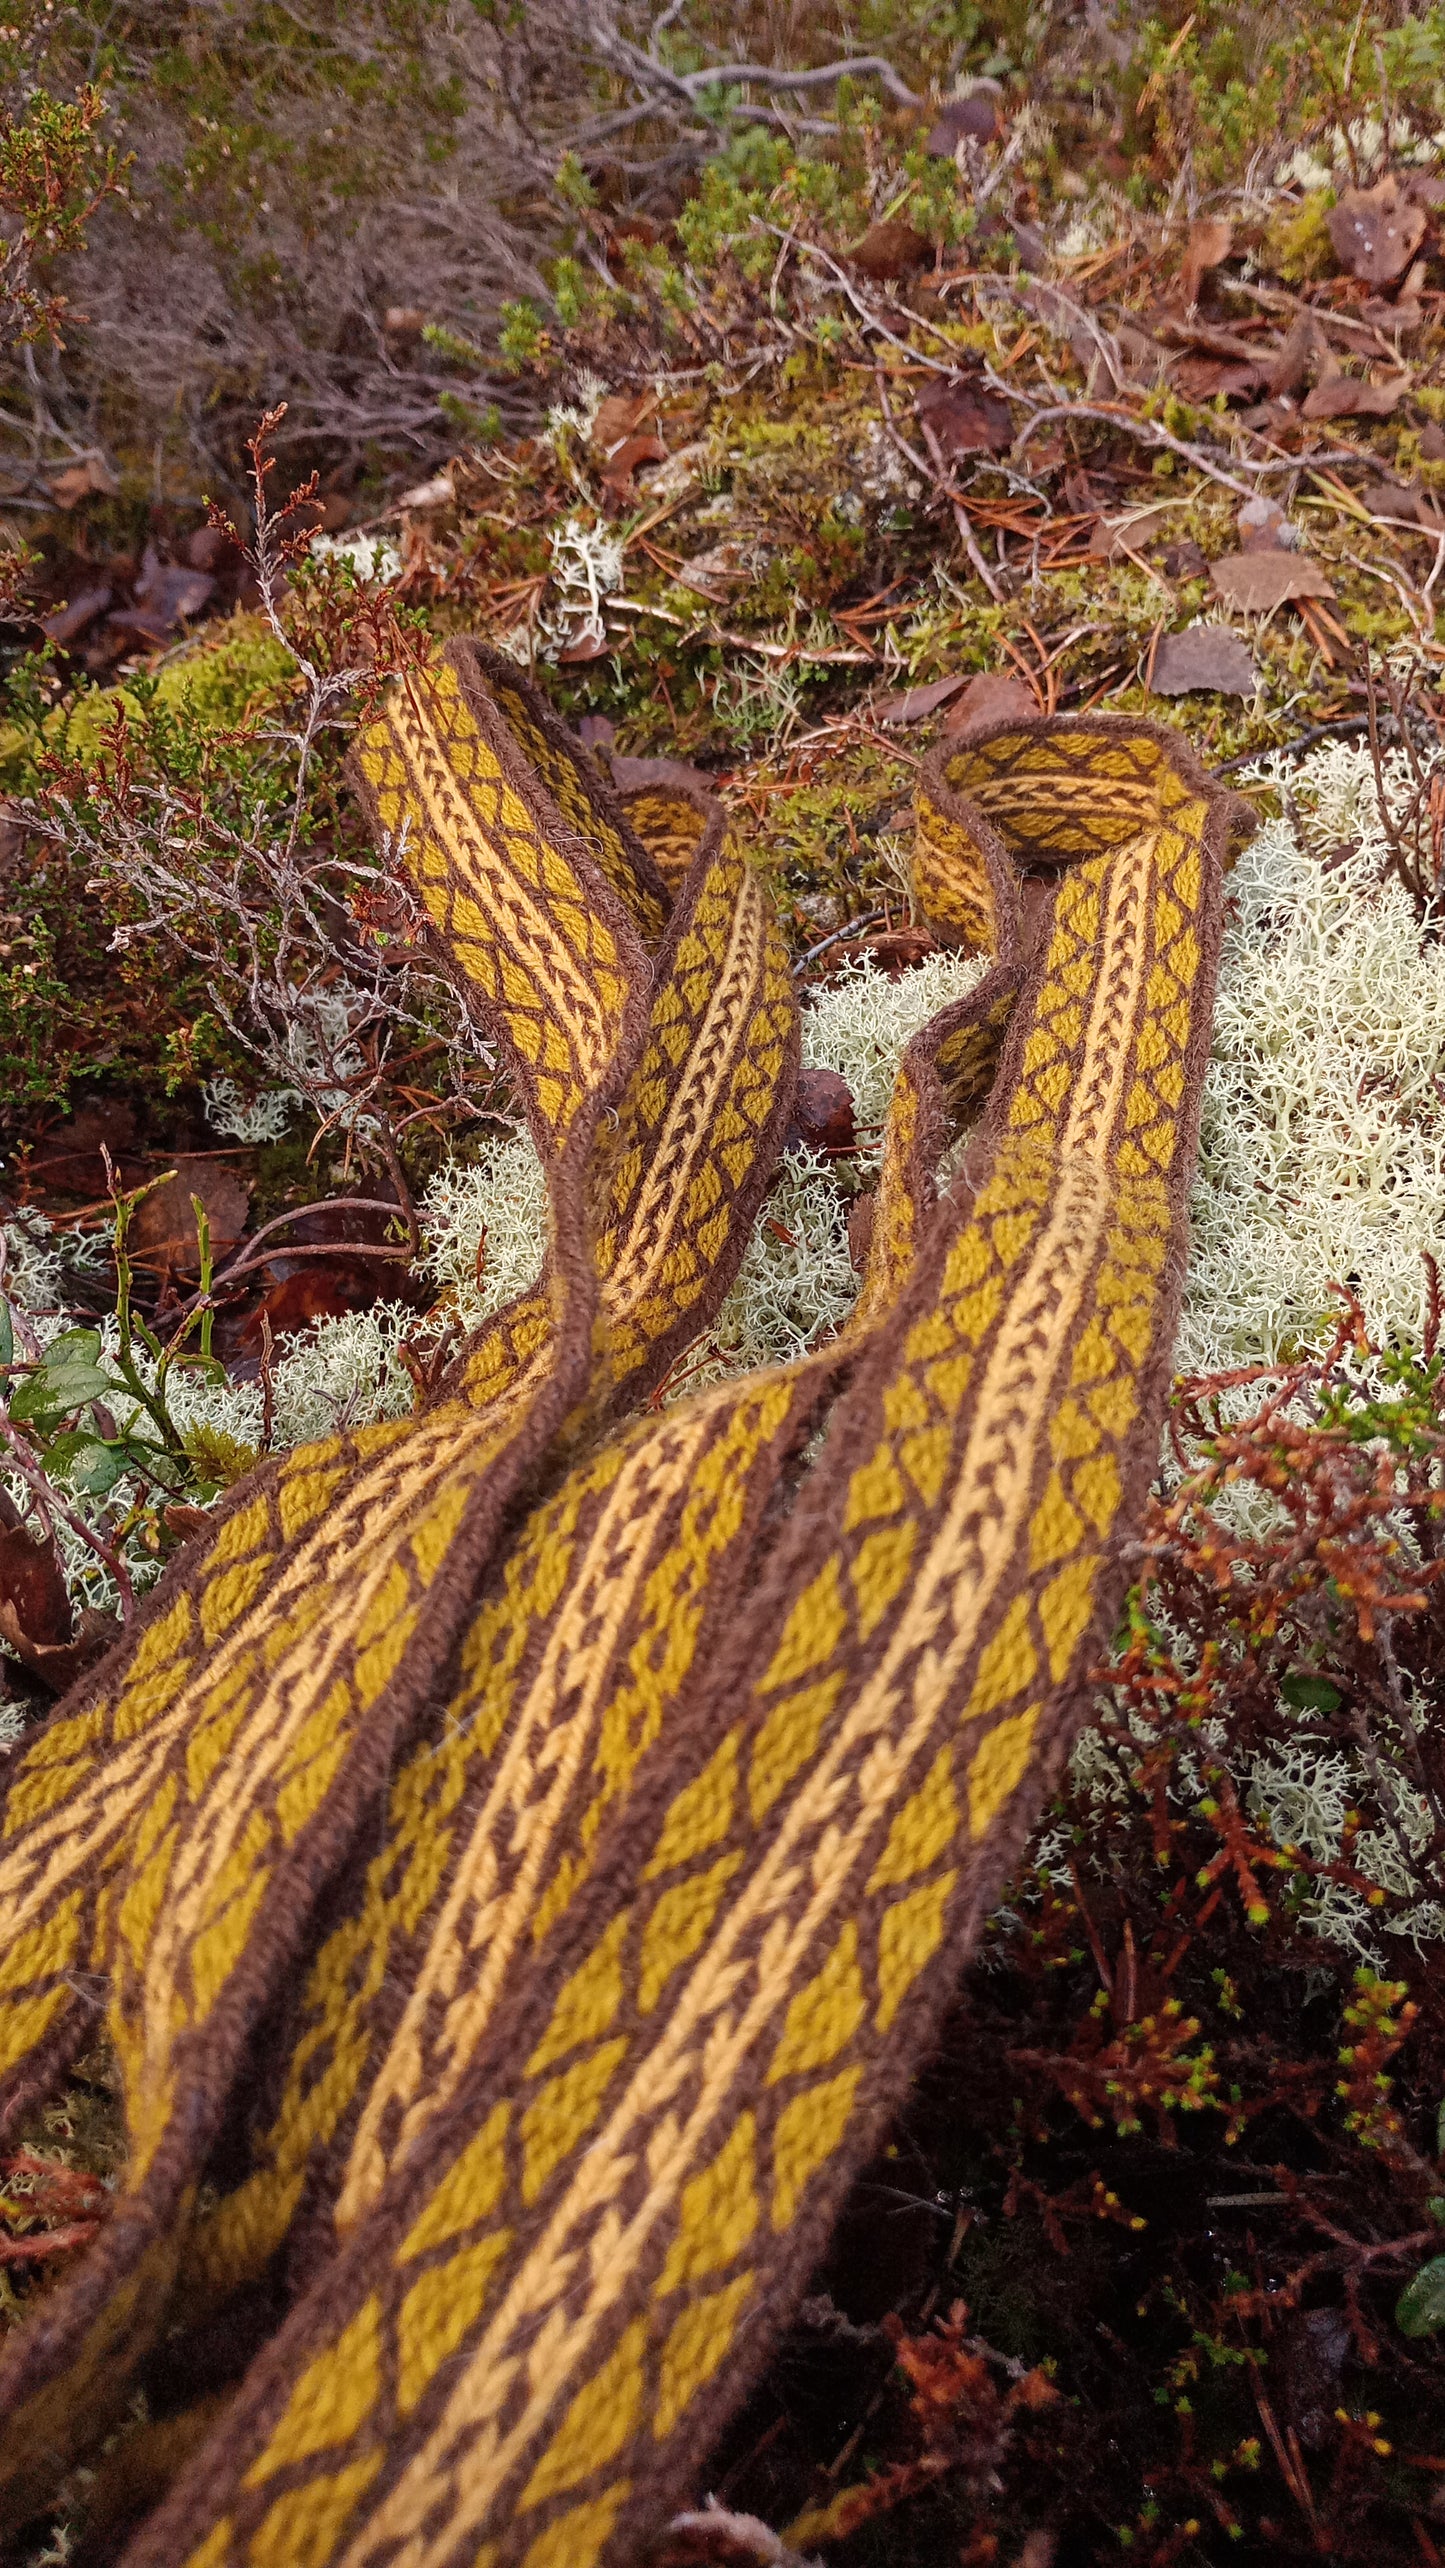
[1428,2196,1445,2226]
[1280,1673,1343,1714]
[9,1361,115,1423]
[1397,2256,1445,2337]
[43,1328,102,1366]
[47,1432,127,1496]
[0,1299,12,1370]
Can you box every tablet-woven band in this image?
[0,682,1232,2568]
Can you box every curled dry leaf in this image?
[1235,495,1290,553]
[1150,624,1258,699]
[1328,175,1428,286]
[942,670,1038,732]
[610,751,715,795]
[848,219,932,282]
[1179,214,1232,309]
[601,432,667,514]
[925,82,1003,154]
[590,388,656,455]
[47,453,119,508]
[1210,550,1336,612]
[1168,355,1268,403]
[872,671,969,725]
[915,370,1014,459]
[1300,371,1409,421]
[787,1067,857,1156]
[129,1159,251,1275]
[40,582,113,647]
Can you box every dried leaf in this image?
[601,432,667,514]
[395,472,454,512]
[849,219,931,282]
[787,1069,857,1156]
[1235,495,1289,552]
[610,752,715,795]
[915,372,1014,460]
[1168,355,1268,402]
[872,672,969,725]
[941,671,1038,732]
[1301,371,1409,420]
[1210,550,1336,611]
[1150,624,1258,698]
[242,1255,396,1346]
[47,454,119,508]
[129,1159,250,1273]
[1264,312,1323,398]
[591,390,655,454]
[555,624,613,664]
[0,1494,72,1655]
[925,85,1003,154]
[40,581,113,647]
[1328,176,1428,285]
[1180,215,1232,308]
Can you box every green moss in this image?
[1264,191,1337,283]
[0,613,294,788]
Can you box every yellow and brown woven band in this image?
[0,685,1234,2568]
[0,641,796,2518]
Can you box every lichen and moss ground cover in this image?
[14,8,1445,2559]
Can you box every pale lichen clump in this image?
[1178,741,1445,1377]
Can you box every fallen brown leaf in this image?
[40,582,113,647]
[1210,551,1336,612]
[611,752,715,796]
[1264,311,1323,399]
[925,84,1002,154]
[241,1255,396,1346]
[601,431,667,514]
[941,671,1038,732]
[1236,495,1289,552]
[130,1158,251,1274]
[787,1068,857,1157]
[47,454,119,508]
[1328,175,1428,285]
[1180,214,1232,308]
[915,371,1014,459]
[591,389,656,454]
[0,1492,72,1656]
[1150,624,1258,698]
[134,545,216,628]
[872,672,970,725]
[1300,371,1408,420]
[1168,356,1268,403]
[849,219,931,282]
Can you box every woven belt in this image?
[0,641,1235,2568]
